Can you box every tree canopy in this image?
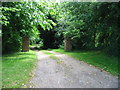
[2,1,120,57]
[2,1,57,53]
[55,2,120,56]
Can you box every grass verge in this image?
[50,49,119,76]
[2,50,37,88]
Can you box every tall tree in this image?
[2,1,56,53]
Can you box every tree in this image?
[2,1,56,53]
[56,2,120,56]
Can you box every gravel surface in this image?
[25,50,118,88]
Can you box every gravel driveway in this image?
[25,50,118,88]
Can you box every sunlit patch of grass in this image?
[41,50,64,64]
[41,50,58,60]
[2,50,37,88]
[56,60,64,64]
[51,49,119,76]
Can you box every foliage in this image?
[59,43,64,49]
[2,2,120,57]
[2,1,56,53]
[37,2,64,49]
[56,2,120,56]
[2,50,37,88]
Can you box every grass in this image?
[41,50,64,64]
[41,50,58,60]
[50,49,119,76]
[2,50,37,88]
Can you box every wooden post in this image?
[22,36,29,52]
[64,37,72,51]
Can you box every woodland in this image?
[2,2,119,56]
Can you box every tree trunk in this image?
[22,36,29,52]
[64,37,72,51]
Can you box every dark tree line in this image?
[2,2,120,57]
[55,2,120,57]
